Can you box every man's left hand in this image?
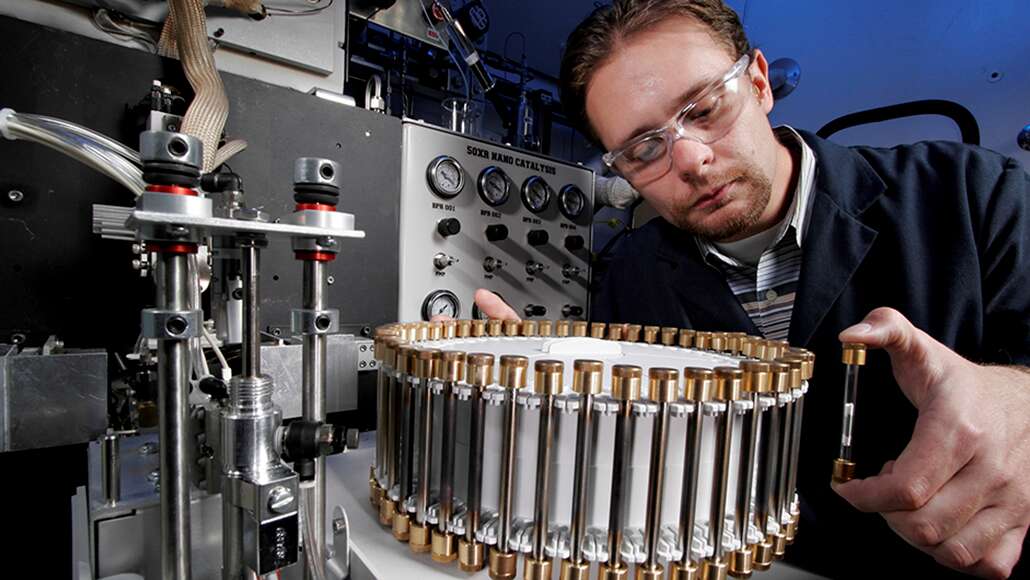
[834,307,1030,579]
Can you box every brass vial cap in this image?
[678,328,696,348]
[643,325,659,344]
[832,458,856,484]
[749,338,766,361]
[488,548,517,580]
[457,319,472,338]
[524,557,552,580]
[572,321,588,337]
[561,559,591,580]
[710,332,726,352]
[599,562,630,580]
[785,520,798,544]
[772,533,787,558]
[694,331,712,350]
[714,366,744,400]
[608,324,624,341]
[431,530,458,563]
[488,319,503,337]
[499,355,529,389]
[534,359,565,395]
[471,319,487,337]
[700,559,728,580]
[684,367,716,402]
[611,364,643,401]
[661,326,678,345]
[768,361,790,394]
[573,359,604,395]
[416,322,430,342]
[591,321,606,338]
[556,320,571,337]
[395,345,415,374]
[416,348,442,379]
[648,367,680,403]
[623,324,639,342]
[443,320,458,339]
[740,361,771,394]
[458,538,485,572]
[429,321,443,341]
[787,347,816,379]
[752,540,774,570]
[778,356,804,389]
[539,320,554,336]
[842,342,867,365]
[378,496,396,526]
[729,548,754,578]
[502,320,519,337]
[467,353,496,387]
[636,563,665,580]
[437,350,467,382]
[670,561,699,580]
[392,512,411,542]
[521,320,539,337]
[409,522,432,553]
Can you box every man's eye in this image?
[627,139,666,163]
[688,98,721,122]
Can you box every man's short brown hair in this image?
[559,0,750,143]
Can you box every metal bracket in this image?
[140,309,202,340]
[291,309,340,336]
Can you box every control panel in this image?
[398,121,593,322]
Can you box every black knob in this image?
[527,230,549,247]
[486,224,509,242]
[437,217,461,237]
[562,304,584,318]
[564,235,585,251]
[198,376,228,400]
[524,304,547,317]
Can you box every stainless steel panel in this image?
[263,334,359,419]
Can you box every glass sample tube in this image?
[599,365,642,580]
[638,368,679,580]
[524,360,563,580]
[561,360,604,580]
[488,355,528,580]
[393,346,417,541]
[410,348,442,553]
[834,343,867,483]
[671,368,714,580]
[432,351,466,563]
[459,353,494,572]
[700,367,743,580]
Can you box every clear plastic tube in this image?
[21,112,142,166]
[302,486,327,580]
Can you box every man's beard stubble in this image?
[666,163,772,242]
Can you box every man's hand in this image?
[429,289,521,322]
[833,307,1030,578]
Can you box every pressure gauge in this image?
[422,289,461,320]
[426,155,465,199]
[521,176,553,214]
[558,185,586,220]
[477,166,511,207]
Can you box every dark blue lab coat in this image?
[592,131,1030,577]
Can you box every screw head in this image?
[327,275,336,285]
[268,485,295,514]
[7,190,24,203]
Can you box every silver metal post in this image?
[302,259,327,579]
[530,395,555,561]
[157,252,193,580]
[496,390,518,552]
[241,243,261,378]
[101,432,121,506]
[568,392,594,564]
[643,402,670,568]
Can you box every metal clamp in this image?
[141,308,202,339]
[291,308,340,335]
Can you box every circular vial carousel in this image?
[367,320,817,580]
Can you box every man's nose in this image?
[670,136,714,180]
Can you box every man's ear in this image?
[750,49,774,114]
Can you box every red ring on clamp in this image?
[294,251,336,262]
[146,184,198,196]
[149,242,198,255]
[295,203,335,212]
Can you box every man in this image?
[473,1,1030,577]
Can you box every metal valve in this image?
[483,256,505,273]
[434,252,459,270]
[562,264,583,279]
[525,260,546,276]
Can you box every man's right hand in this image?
[472,289,520,321]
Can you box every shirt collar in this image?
[695,125,817,267]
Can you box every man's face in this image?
[585,17,779,242]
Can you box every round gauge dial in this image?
[558,185,587,220]
[426,156,465,199]
[421,289,461,321]
[471,292,506,320]
[521,176,553,214]
[477,166,511,207]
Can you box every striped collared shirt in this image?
[695,126,816,340]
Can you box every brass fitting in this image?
[457,319,472,338]
[643,325,659,344]
[429,321,443,341]
[678,328,696,348]
[539,320,554,336]
[660,326,678,345]
[503,320,519,337]
[431,530,458,563]
[521,320,539,337]
[472,319,487,337]
[467,352,495,387]
[573,359,604,395]
[684,367,715,402]
[437,350,467,382]
[752,540,773,570]
[443,319,458,339]
[392,512,411,542]
[648,367,679,403]
[608,323,624,341]
[591,321,606,338]
[694,331,711,350]
[378,497,396,526]
[832,458,856,483]
[772,532,787,559]
[415,348,441,380]
[599,562,630,580]
[729,548,753,578]
[710,332,726,352]
[488,319,503,337]
[740,361,771,394]
[572,321,588,337]
[416,322,430,342]
[611,364,643,401]
[560,559,590,580]
[409,522,432,553]
[524,557,552,580]
[499,355,529,389]
[842,342,867,365]
[488,548,517,580]
[670,561,699,580]
[714,366,744,401]
[556,320,571,337]
[635,563,664,580]
[700,559,727,580]
[458,538,486,572]
[626,324,642,342]
[535,359,564,395]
